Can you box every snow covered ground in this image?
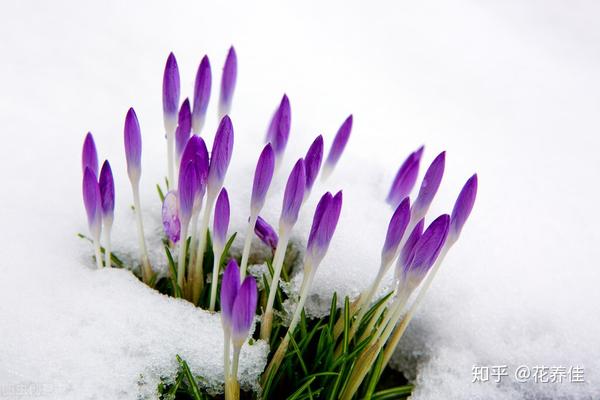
[1,0,599,399]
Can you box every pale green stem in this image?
[223,328,231,382]
[132,184,152,283]
[93,238,103,270]
[239,213,258,280]
[103,220,112,268]
[192,193,215,303]
[166,126,175,188]
[209,245,224,311]
[177,223,189,289]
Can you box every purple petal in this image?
[180,136,210,200]
[398,218,424,269]
[162,191,181,243]
[450,174,478,240]
[266,95,291,159]
[407,214,450,276]
[386,147,423,208]
[304,135,324,192]
[381,197,411,264]
[175,99,192,163]
[213,188,230,249]
[254,216,279,251]
[82,167,102,240]
[177,159,198,225]
[208,116,234,193]
[251,144,275,213]
[163,52,180,119]
[306,192,333,253]
[280,158,306,228]
[82,132,98,177]
[231,276,258,344]
[219,46,237,115]
[325,115,353,170]
[124,108,142,183]
[414,151,446,215]
[307,190,343,265]
[192,55,212,133]
[220,259,241,327]
[99,160,115,219]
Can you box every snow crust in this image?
[1,1,599,399]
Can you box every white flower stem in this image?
[132,184,152,284]
[239,213,258,280]
[260,228,290,341]
[209,246,223,311]
[225,345,241,400]
[103,220,112,268]
[177,223,190,290]
[166,129,174,189]
[192,193,215,303]
[223,328,231,382]
[93,237,103,270]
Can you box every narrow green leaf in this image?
[176,355,203,400]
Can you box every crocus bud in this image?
[386,146,424,208]
[99,160,115,222]
[83,167,102,241]
[280,158,306,230]
[161,191,181,243]
[192,55,212,133]
[175,98,192,165]
[180,136,210,202]
[306,191,343,266]
[219,46,237,116]
[231,276,258,346]
[381,197,411,266]
[450,174,478,242]
[398,218,424,270]
[163,52,180,132]
[220,259,241,329]
[413,151,445,217]
[304,135,324,193]
[250,144,275,214]
[325,115,353,171]
[178,160,198,226]
[266,94,291,161]
[403,214,450,291]
[213,188,230,250]
[124,108,142,184]
[254,216,279,251]
[207,116,234,196]
[82,132,99,177]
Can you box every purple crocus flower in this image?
[207,116,234,195]
[82,167,102,240]
[280,158,306,229]
[124,108,142,184]
[381,197,411,266]
[450,174,478,241]
[175,98,192,165]
[163,52,180,130]
[82,132,98,177]
[213,188,230,250]
[219,46,237,116]
[250,144,275,214]
[221,259,241,329]
[99,160,115,221]
[325,115,353,171]
[178,160,198,226]
[254,216,279,251]
[162,191,181,243]
[413,151,446,217]
[398,218,424,269]
[231,276,258,346]
[180,135,210,201]
[386,146,424,208]
[306,190,343,266]
[304,135,324,194]
[266,94,291,161]
[192,55,212,133]
[404,214,450,285]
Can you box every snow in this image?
[1,0,600,399]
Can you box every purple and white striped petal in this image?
[220,259,241,328]
[413,151,446,216]
[386,146,423,208]
[254,216,279,251]
[280,158,306,229]
[163,52,180,131]
[231,276,258,346]
[219,46,237,116]
[251,144,275,213]
[175,99,192,164]
[325,115,353,171]
[208,116,234,195]
[192,55,212,133]
[304,135,324,193]
[99,160,115,221]
[266,94,291,160]
[213,188,230,250]
[83,167,102,240]
[82,132,98,177]
[381,197,411,265]
[124,108,142,184]
[162,191,180,243]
